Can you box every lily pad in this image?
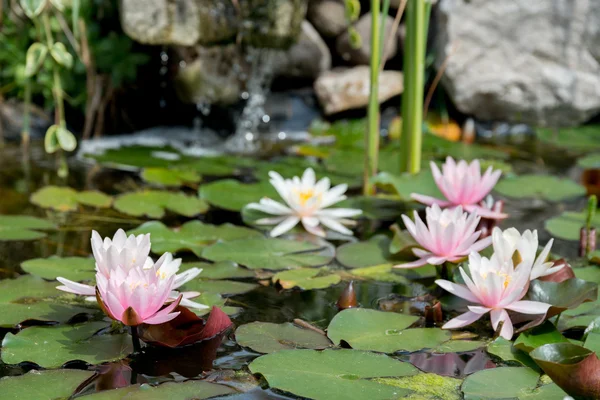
[494,175,586,201]
[461,367,540,399]
[199,179,278,211]
[347,264,410,284]
[180,261,255,280]
[141,167,202,187]
[432,340,486,354]
[0,369,95,400]
[182,279,258,296]
[1,321,132,368]
[578,153,600,169]
[114,191,209,218]
[249,349,418,400]
[486,338,540,370]
[0,215,57,241]
[129,221,261,257]
[21,256,96,281]
[78,380,238,399]
[85,145,186,169]
[338,196,406,220]
[375,373,462,400]
[537,125,600,151]
[30,186,112,211]
[545,210,600,241]
[372,171,442,200]
[272,268,341,290]
[235,322,332,353]
[202,238,334,270]
[514,321,569,353]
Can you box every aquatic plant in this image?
[247,168,362,237]
[395,204,491,269]
[412,157,506,219]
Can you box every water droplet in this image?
[241,92,250,100]
[262,114,270,123]
[179,60,187,68]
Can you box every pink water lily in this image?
[394,204,492,269]
[436,252,552,339]
[411,157,507,219]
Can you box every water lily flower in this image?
[57,229,207,310]
[247,168,362,237]
[411,157,507,219]
[491,227,559,280]
[394,204,492,268]
[436,252,552,339]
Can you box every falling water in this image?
[159,48,169,109]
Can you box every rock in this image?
[436,0,600,127]
[241,0,307,49]
[314,66,403,115]
[0,99,51,140]
[307,0,348,38]
[274,21,332,79]
[336,13,398,65]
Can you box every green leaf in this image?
[202,238,334,270]
[347,264,410,284]
[514,321,569,353]
[249,349,418,400]
[129,220,261,257]
[537,125,600,152]
[461,367,540,399]
[0,215,56,241]
[44,124,60,154]
[0,369,94,400]
[495,174,586,201]
[30,186,112,211]
[272,268,341,290]
[344,0,361,21]
[49,0,65,11]
[486,337,541,370]
[114,191,208,218]
[199,179,278,212]
[1,321,132,368]
[545,210,600,241]
[180,261,255,280]
[49,42,73,68]
[526,278,598,313]
[182,279,258,296]
[236,322,332,353]
[141,167,201,187]
[578,153,600,169]
[55,126,77,151]
[74,380,237,399]
[372,171,442,200]
[19,0,48,17]
[21,256,95,281]
[584,331,600,354]
[375,374,462,400]
[24,43,47,77]
[432,340,486,353]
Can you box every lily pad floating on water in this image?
[180,261,255,280]
[272,268,341,290]
[461,367,540,399]
[432,340,486,354]
[536,125,600,152]
[513,321,570,353]
[199,179,278,212]
[235,322,332,353]
[21,256,96,281]
[141,167,202,187]
[202,238,334,270]
[372,171,442,200]
[486,338,540,370]
[77,380,238,399]
[375,373,462,400]
[545,210,600,241]
[578,153,600,169]
[0,214,57,241]
[494,175,586,201]
[182,279,258,296]
[1,321,132,368]
[129,221,262,257]
[30,186,112,211]
[114,190,209,219]
[249,349,418,400]
[0,369,95,400]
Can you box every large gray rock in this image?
[437,0,600,127]
[314,66,403,115]
[307,0,348,38]
[336,13,398,65]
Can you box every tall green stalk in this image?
[399,0,430,174]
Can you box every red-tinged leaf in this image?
[337,281,357,310]
[200,306,233,339]
[538,259,575,283]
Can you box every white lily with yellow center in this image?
[247,168,362,237]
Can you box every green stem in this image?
[378,0,390,62]
[363,0,382,196]
[22,80,31,147]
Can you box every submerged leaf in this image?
[235,322,332,353]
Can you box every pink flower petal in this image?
[56,278,96,296]
[442,311,483,329]
[505,300,551,315]
[490,309,514,340]
[393,258,430,269]
[410,193,451,207]
[435,279,480,303]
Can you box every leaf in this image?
[202,238,334,270]
[514,321,569,353]
[0,369,94,400]
[199,179,278,212]
[19,0,48,18]
[494,175,586,201]
[21,255,96,281]
[249,349,418,400]
[372,171,443,200]
[141,167,202,187]
[49,42,73,68]
[0,215,56,241]
[461,367,540,399]
[24,42,47,77]
[531,343,600,399]
[78,380,237,399]
[129,220,261,257]
[578,153,600,169]
[180,261,255,280]
[114,191,208,218]
[44,124,60,154]
[432,340,486,353]
[389,226,419,255]
[338,196,406,220]
[182,279,258,296]
[375,374,462,400]
[55,126,77,151]
[545,210,600,241]
[1,321,132,368]
[30,186,112,211]
[49,0,65,11]
[584,331,600,354]
[272,268,341,290]
[235,322,332,353]
[347,264,410,284]
[537,125,600,152]
[486,337,540,370]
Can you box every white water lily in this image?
[247,168,362,237]
[491,227,559,280]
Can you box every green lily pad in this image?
[129,221,261,257]
[372,171,442,200]
[253,158,360,188]
[180,261,255,280]
[537,125,600,152]
[199,179,278,212]
[432,340,486,353]
[141,167,202,187]
[338,196,405,220]
[272,268,341,290]
[578,153,600,169]
[584,331,600,354]
[375,373,462,400]
[0,369,95,400]
[182,279,258,296]
[190,291,240,316]
[514,321,569,353]
[77,381,238,399]
[21,256,96,281]
[114,191,209,218]
[202,238,334,270]
[494,175,586,201]
[526,278,598,313]
[545,210,600,241]
[486,337,540,370]
[1,321,132,368]
[347,264,410,284]
[249,349,418,400]
[327,308,450,353]
[0,215,57,241]
[461,367,540,399]
[30,186,113,211]
[422,133,509,160]
[235,322,332,353]
[85,145,186,169]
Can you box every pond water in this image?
[0,128,597,399]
